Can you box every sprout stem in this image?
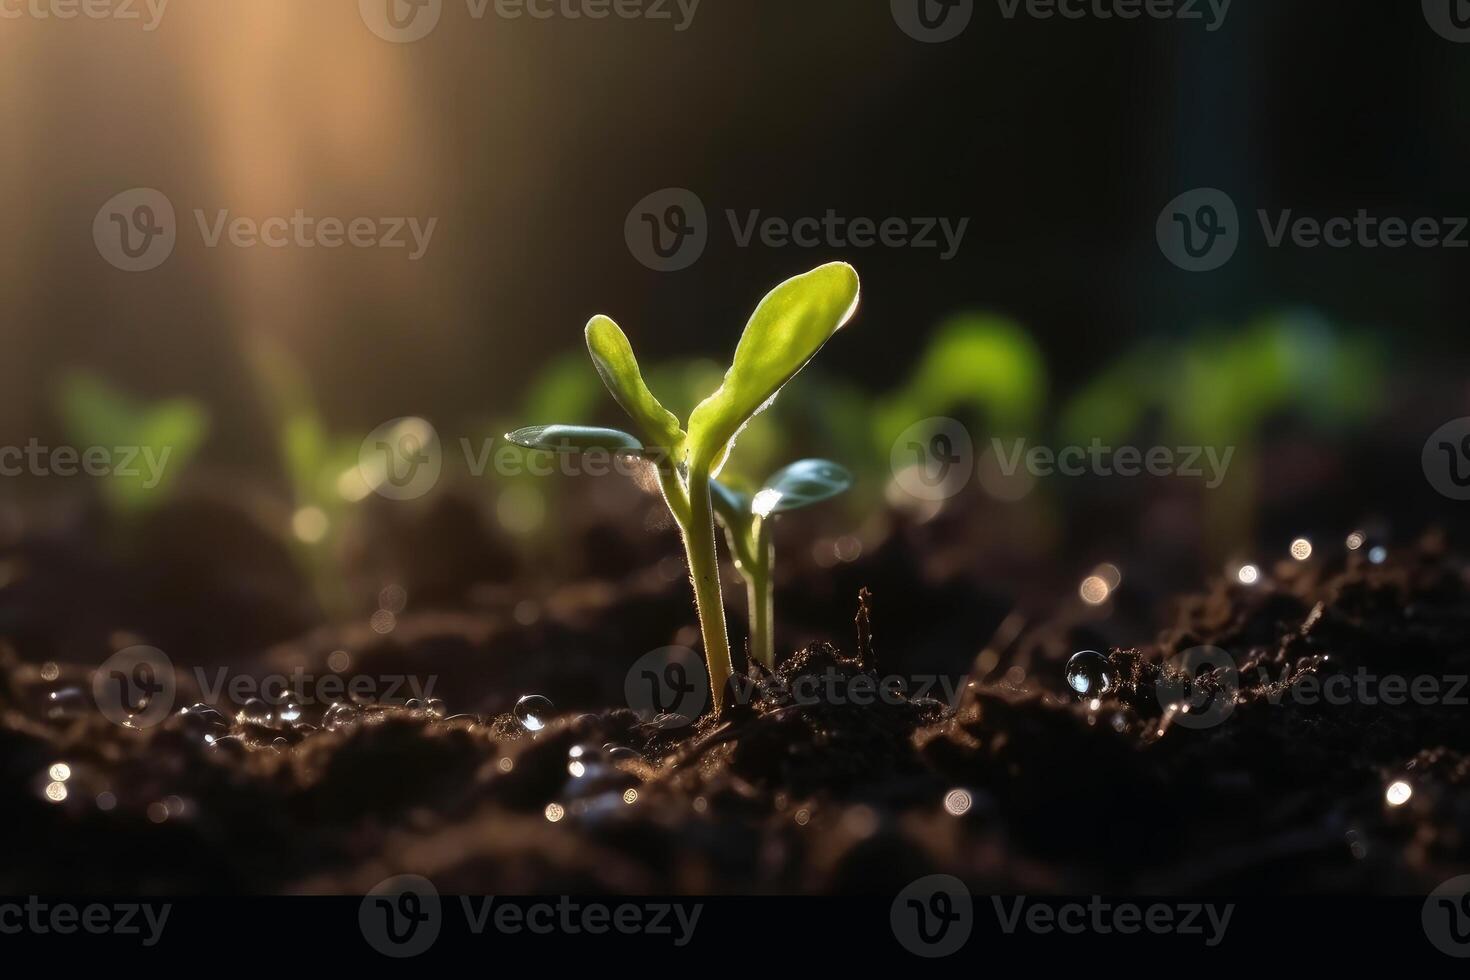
[675,467,734,713]
[748,518,775,668]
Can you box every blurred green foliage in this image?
[1058,311,1384,448]
[56,371,209,513]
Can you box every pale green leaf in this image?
[584,315,685,456]
[505,424,645,455]
[687,263,860,473]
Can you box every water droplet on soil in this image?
[1065,650,1115,698]
[239,698,274,726]
[427,699,446,718]
[323,703,358,730]
[278,700,303,724]
[514,694,554,733]
[604,744,641,762]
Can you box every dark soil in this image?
[1,496,1468,896]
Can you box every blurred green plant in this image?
[506,263,861,713]
[56,371,208,513]
[873,313,1047,455]
[711,459,853,668]
[246,340,376,613]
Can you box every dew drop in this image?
[239,698,274,726]
[514,694,554,733]
[426,698,447,718]
[278,699,303,724]
[323,702,358,730]
[1065,650,1115,698]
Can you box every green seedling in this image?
[506,262,861,713]
[56,371,209,514]
[710,459,853,669]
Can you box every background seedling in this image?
[711,459,853,668]
[56,371,209,515]
[507,262,861,713]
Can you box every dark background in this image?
[0,0,1466,539]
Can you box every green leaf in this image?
[584,315,685,456]
[505,424,645,455]
[753,459,853,516]
[687,263,860,474]
[56,372,208,511]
